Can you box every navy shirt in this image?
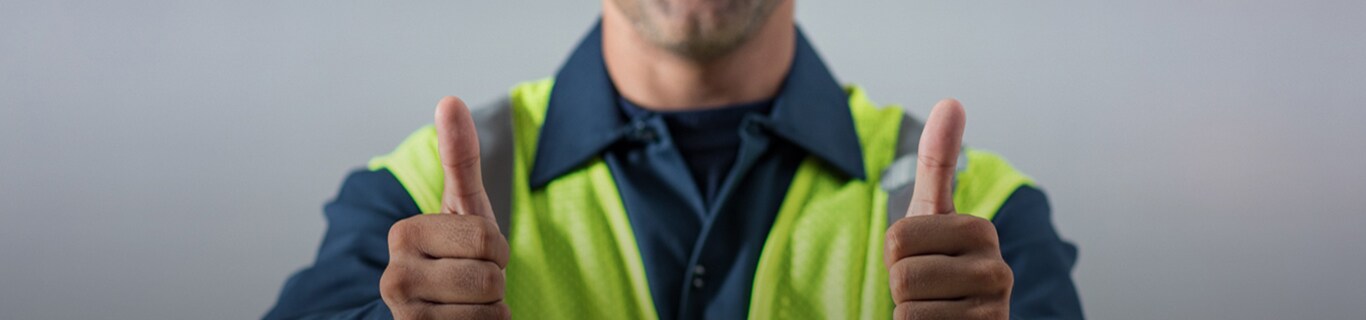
[609,97,789,319]
[617,97,773,209]
[265,22,1083,320]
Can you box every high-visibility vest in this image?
[368,78,1034,319]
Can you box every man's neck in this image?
[601,1,795,112]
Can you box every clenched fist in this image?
[885,100,1013,320]
[380,97,511,319]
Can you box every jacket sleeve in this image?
[263,168,419,320]
[993,185,1085,320]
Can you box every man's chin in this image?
[641,19,752,60]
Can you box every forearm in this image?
[265,169,419,320]
[994,186,1084,319]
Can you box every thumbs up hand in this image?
[379,97,512,319]
[884,99,1012,320]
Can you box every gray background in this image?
[2,0,1364,319]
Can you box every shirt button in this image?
[629,122,658,143]
[693,265,706,275]
[692,278,705,289]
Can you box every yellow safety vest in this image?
[369,79,1033,319]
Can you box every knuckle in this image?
[459,217,507,261]
[887,262,919,301]
[453,217,492,256]
[919,152,955,168]
[889,217,915,233]
[446,261,493,297]
[388,220,411,246]
[480,221,507,257]
[956,216,998,246]
[884,219,917,255]
[463,263,504,295]
[990,260,1015,291]
[884,230,906,257]
[956,215,991,232]
[450,151,482,171]
[379,266,411,300]
[970,259,1014,291]
[388,218,425,250]
[888,263,908,296]
[968,259,995,282]
[484,269,506,296]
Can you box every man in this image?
[266,0,1082,319]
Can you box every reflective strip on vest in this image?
[367,78,1034,319]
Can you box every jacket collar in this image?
[530,22,865,188]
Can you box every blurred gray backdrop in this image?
[3,0,1364,319]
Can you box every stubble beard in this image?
[613,0,783,62]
